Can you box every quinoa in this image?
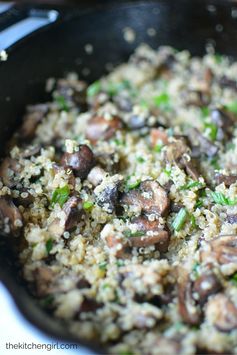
[1,44,237,354]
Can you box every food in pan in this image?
[1,44,237,354]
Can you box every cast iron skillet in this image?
[0,0,237,353]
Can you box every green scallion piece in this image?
[210,191,237,206]
[87,80,101,97]
[46,239,53,254]
[51,185,70,207]
[55,95,69,112]
[83,201,94,210]
[172,207,188,231]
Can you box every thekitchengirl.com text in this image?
[5,342,79,351]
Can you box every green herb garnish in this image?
[210,157,220,170]
[214,54,223,64]
[180,180,206,190]
[87,80,101,97]
[226,101,237,115]
[126,179,141,190]
[46,239,53,254]
[107,80,131,96]
[153,92,170,110]
[40,295,54,307]
[190,214,197,229]
[98,261,107,270]
[204,122,218,141]
[163,168,171,177]
[201,106,210,118]
[51,185,70,207]
[230,273,237,285]
[172,207,188,231]
[154,142,163,153]
[83,201,94,210]
[137,156,145,163]
[210,191,237,206]
[55,95,69,112]
[194,199,203,209]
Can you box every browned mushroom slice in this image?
[85,115,123,143]
[79,297,102,313]
[205,294,237,332]
[0,197,22,235]
[87,166,106,186]
[61,144,95,180]
[19,103,49,140]
[48,196,82,237]
[192,128,218,157]
[164,138,200,180]
[129,216,170,252]
[200,235,237,268]
[193,271,222,305]
[211,108,234,140]
[226,214,237,224]
[34,266,55,297]
[105,234,130,258]
[185,89,211,107]
[150,128,169,147]
[219,76,237,91]
[0,157,20,187]
[14,188,34,207]
[177,270,201,325]
[121,180,169,216]
[56,78,87,110]
[214,172,237,187]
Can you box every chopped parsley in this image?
[51,185,70,207]
[201,106,210,118]
[210,191,237,206]
[172,207,188,231]
[204,122,218,141]
[83,201,94,210]
[180,180,206,190]
[46,239,53,254]
[210,157,220,170]
[153,142,163,153]
[194,199,203,209]
[98,261,107,270]
[153,92,170,110]
[230,273,237,285]
[107,80,131,96]
[55,95,69,112]
[225,100,237,115]
[126,178,141,190]
[137,156,145,163]
[214,54,223,64]
[87,80,101,97]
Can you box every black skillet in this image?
[0,0,237,353]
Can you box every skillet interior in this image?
[0,0,237,352]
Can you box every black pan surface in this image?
[0,1,237,353]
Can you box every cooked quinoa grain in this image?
[2,44,237,354]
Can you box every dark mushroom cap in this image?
[61,144,95,180]
[85,115,123,143]
[0,196,22,235]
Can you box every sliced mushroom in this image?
[87,166,106,186]
[200,235,237,269]
[177,270,201,325]
[34,266,55,297]
[219,76,237,91]
[214,172,237,187]
[150,128,169,147]
[121,180,169,217]
[19,103,49,140]
[226,214,237,224]
[191,128,218,157]
[56,78,87,111]
[205,294,237,332]
[164,138,200,180]
[14,188,34,207]
[113,94,133,112]
[129,216,170,252]
[0,157,20,187]
[79,297,102,313]
[85,115,123,143]
[211,108,234,140]
[95,180,120,214]
[0,196,22,235]
[48,196,82,237]
[193,271,222,305]
[61,144,95,180]
[105,234,130,258]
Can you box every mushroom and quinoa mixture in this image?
[2,44,237,354]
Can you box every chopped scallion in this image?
[51,185,70,207]
[172,207,188,231]
[83,201,94,210]
[87,80,101,97]
[210,191,237,206]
